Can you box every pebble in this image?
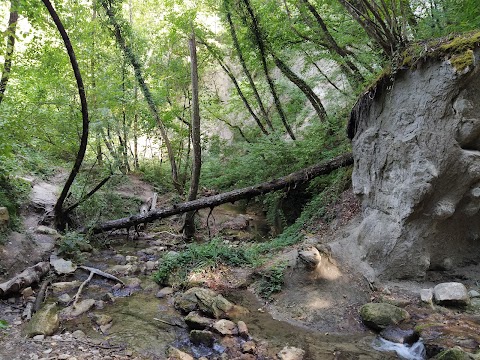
[213,319,238,336]
[242,341,256,354]
[58,293,71,305]
[237,321,249,338]
[33,335,45,341]
[146,261,156,271]
[72,330,86,339]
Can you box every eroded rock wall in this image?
[333,49,480,279]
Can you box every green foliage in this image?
[57,231,91,259]
[153,238,256,285]
[138,160,175,193]
[256,262,287,300]
[0,172,31,235]
[0,319,8,330]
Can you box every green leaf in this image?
[0,320,9,329]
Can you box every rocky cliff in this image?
[332,39,480,280]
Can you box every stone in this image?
[102,292,115,302]
[50,256,77,275]
[420,288,434,303]
[433,347,472,360]
[359,303,410,331]
[107,264,135,275]
[167,346,194,360]
[125,277,142,288]
[184,311,213,330]
[334,52,480,279]
[22,287,34,299]
[468,290,480,298]
[190,330,215,347]
[51,281,81,293]
[72,330,86,339]
[60,299,96,318]
[58,293,71,305]
[237,321,249,338]
[380,327,419,344]
[213,319,238,336]
[25,303,59,337]
[125,255,138,263]
[433,282,469,306]
[112,254,127,265]
[0,207,10,228]
[36,225,59,236]
[156,287,174,298]
[92,314,112,326]
[277,346,305,360]
[146,261,156,271]
[32,335,45,341]
[298,247,322,269]
[241,340,256,354]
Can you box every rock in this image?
[32,334,45,341]
[277,346,305,360]
[36,225,59,236]
[433,282,469,306]
[237,320,249,338]
[100,322,112,333]
[167,346,194,360]
[125,255,138,263]
[112,254,127,265]
[190,330,215,347]
[61,299,96,318]
[298,247,322,269]
[213,319,238,336]
[241,340,256,354]
[146,261,156,271]
[468,290,480,298]
[0,207,9,228]
[22,287,34,299]
[156,287,174,298]
[50,256,77,275]
[58,293,71,305]
[125,277,142,288]
[380,327,419,344]
[184,311,213,330]
[72,330,86,339]
[335,52,480,279]
[102,292,115,302]
[25,303,59,337]
[92,313,112,326]
[94,300,105,309]
[359,303,410,331]
[420,288,434,304]
[433,347,473,360]
[107,264,135,275]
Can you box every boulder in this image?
[184,311,213,330]
[25,303,59,337]
[241,341,256,354]
[167,347,194,360]
[190,330,215,347]
[277,346,305,360]
[380,327,418,344]
[434,282,469,306]
[360,303,410,331]
[332,47,480,279]
[433,347,473,360]
[213,319,238,336]
[298,247,321,269]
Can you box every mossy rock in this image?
[434,347,473,360]
[359,303,410,331]
[24,303,59,337]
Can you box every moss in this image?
[449,49,475,72]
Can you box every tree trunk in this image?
[0,0,18,107]
[183,32,202,240]
[100,0,183,194]
[81,153,353,234]
[272,54,328,122]
[42,0,90,231]
[241,0,296,140]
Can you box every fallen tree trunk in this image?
[82,153,353,234]
[0,262,50,298]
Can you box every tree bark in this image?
[0,0,18,107]
[42,0,90,231]
[183,32,202,240]
[81,153,353,234]
[100,0,183,194]
[0,262,50,298]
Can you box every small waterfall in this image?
[373,337,426,360]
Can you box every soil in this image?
[1,174,480,360]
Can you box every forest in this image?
[1,0,480,359]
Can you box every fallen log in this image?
[82,153,353,234]
[0,262,50,298]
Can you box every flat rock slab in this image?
[50,256,77,275]
[434,282,469,306]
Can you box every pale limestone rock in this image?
[420,288,433,304]
[25,303,59,337]
[213,319,238,336]
[167,347,194,360]
[50,256,77,275]
[433,282,469,305]
[277,346,305,360]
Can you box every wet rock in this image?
[237,320,249,338]
[433,347,473,360]
[360,303,410,331]
[167,346,194,360]
[213,319,238,335]
[174,289,203,313]
[184,311,213,330]
[434,282,469,306]
[58,293,71,305]
[92,313,112,326]
[107,264,135,276]
[50,256,77,275]
[241,341,256,354]
[421,288,434,303]
[61,299,96,318]
[156,287,174,298]
[0,207,9,228]
[25,303,59,337]
[102,292,115,302]
[380,327,419,344]
[190,330,215,347]
[277,346,305,360]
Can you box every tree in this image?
[0,0,19,107]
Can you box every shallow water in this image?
[373,337,426,360]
